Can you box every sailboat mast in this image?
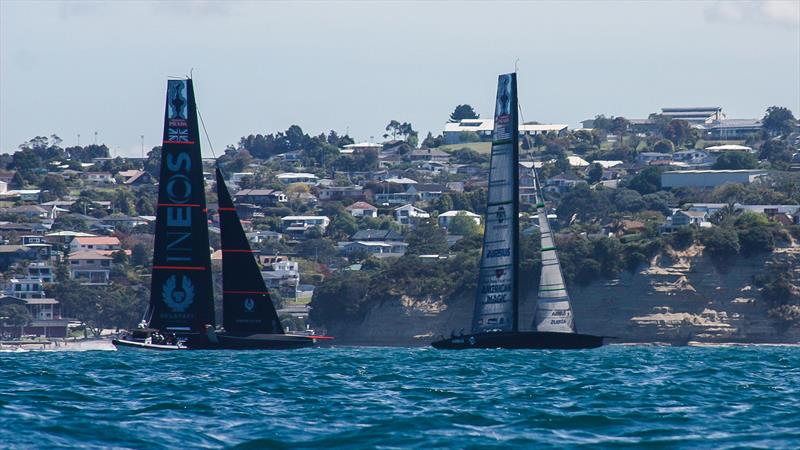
[510,74,520,333]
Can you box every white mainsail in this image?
[532,170,576,333]
[471,73,518,333]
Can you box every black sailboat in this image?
[183,170,323,349]
[431,73,604,350]
[114,78,213,350]
[113,79,329,351]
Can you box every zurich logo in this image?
[244,298,255,312]
[162,275,195,312]
[496,206,506,224]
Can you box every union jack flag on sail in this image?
[168,128,189,142]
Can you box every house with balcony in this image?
[661,210,712,233]
[394,204,430,226]
[339,241,408,257]
[544,172,586,194]
[4,276,46,299]
[86,172,115,184]
[233,189,287,207]
[280,216,330,239]
[261,260,300,298]
[318,186,372,202]
[0,295,68,338]
[68,251,111,285]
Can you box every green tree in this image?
[700,227,740,259]
[449,104,480,122]
[40,174,69,198]
[130,243,151,267]
[113,189,136,215]
[759,140,792,169]
[713,152,758,170]
[762,106,796,136]
[664,120,692,147]
[653,139,675,153]
[0,304,32,335]
[626,166,664,195]
[447,213,481,237]
[587,163,604,184]
[738,226,774,256]
[406,220,448,255]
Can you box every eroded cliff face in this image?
[326,244,800,346]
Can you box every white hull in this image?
[112,339,186,351]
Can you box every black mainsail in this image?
[147,79,215,333]
[471,73,520,333]
[216,169,284,336]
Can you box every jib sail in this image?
[216,168,284,336]
[471,73,520,333]
[531,167,575,333]
[147,79,215,333]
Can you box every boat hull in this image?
[112,339,186,351]
[185,333,317,350]
[431,331,604,350]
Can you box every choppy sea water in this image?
[1,346,799,449]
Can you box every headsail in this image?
[216,169,284,336]
[471,73,520,333]
[147,79,215,333]
[532,168,575,333]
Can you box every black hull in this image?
[431,331,604,350]
[185,333,316,350]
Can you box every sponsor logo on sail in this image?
[244,297,255,312]
[486,248,511,258]
[162,275,195,312]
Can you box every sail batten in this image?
[148,79,215,333]
[471,73,519,333]
[216,168,284,336]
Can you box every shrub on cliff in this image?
[738,227,775,256]
[700,227,740,258]
[309,271,371,324]
[670,226,696,250]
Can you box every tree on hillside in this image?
[406,220,448,255]
[0,304,32,335]
[664,120,692,147]
[587,163,604,184]
[759,139,793,169]
[653,139,675,153]
[625,166,664,195]
[712,152,758,170]
[40,174,69,199]
[449,104,479,122]
[762,106,796,136]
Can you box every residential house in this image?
[660,107,724,125]
[280,216,330,239]
[706,119,762,140]
[661,170,767,189]
[339,241,408,257]
[350,229,404,242]
[661,210,711,233]
[544,172,586,194]
[345,202,378,218]
[636,152,673,166]
[394,204,430,226]
[410,184,446,202]
[277,172,318,185]
[119,170,153,186]
[68,250,111,285]
[318,186,371,202]
[438,210,481,229]
[673,149,714,167]
[86,172,115,184]
[4,276,46,299]
[0,296,68,338]
[69,236,121,254]
[262,260,300,298]
[409,148,450,162]
[3,205,49,220]
[246,230,283,245]
[233,189,287,207]
[0,245,39,271]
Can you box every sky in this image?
[1,0,799,157]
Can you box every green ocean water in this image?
[1,346,799,449]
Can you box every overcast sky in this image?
[1,0,798,157]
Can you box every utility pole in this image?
[77,133,81,146]
[140,135,145,158]
[94,131,98,145]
